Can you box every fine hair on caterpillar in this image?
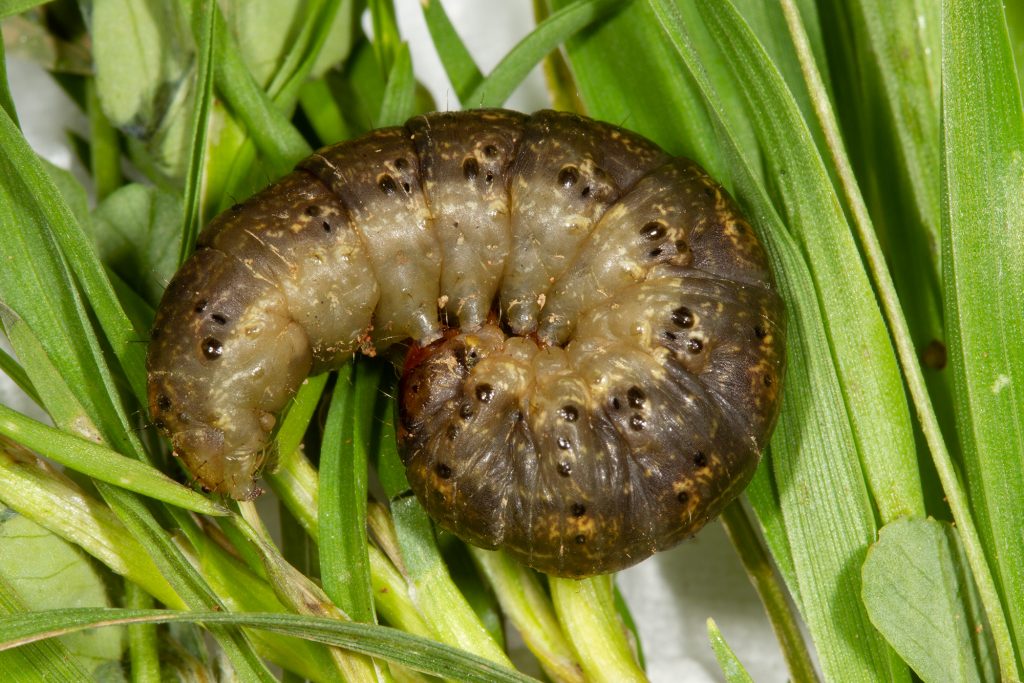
[147,108,786,577]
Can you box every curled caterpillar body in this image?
[147,109,785,577]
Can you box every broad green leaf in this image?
[862,517,996,683]
[941,0,1024,677]
[91,184,183,307]
[0,444,182,609]
[0,570,92,682]
[90,0,194,177]
[221,0,309,88]
[90,0,190,126]
[0,512,125,674]
[706,618,754,683]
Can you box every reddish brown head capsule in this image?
[147,109,786,576]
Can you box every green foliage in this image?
[1,0,1021,680]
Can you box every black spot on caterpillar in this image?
[147,109,786,577]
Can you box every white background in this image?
[4,1,793,679]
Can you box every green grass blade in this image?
[719,503,817,682]
[551,0,727,174]
[706,618,754,683]
[368,0,402,76]
[85,79,122,201]
[0,609,539,683]
[941,0,1024,676]
[465,0,622,108]
[0,38,16,125]
[124,584,161,682]
[319,363,376,624]
[0,107,148,408]
[420,0,483,101]
[549,576,645,683]
[695,0,923,523]
[0,403,224,516]
[780,5,1016,679]
[647,2,909,679]
[211,4,311,173]
[178,0,216,260]
[377,42,416,127]
[275,372,330,461]
[470,548,584,683]
[0,347,39,408]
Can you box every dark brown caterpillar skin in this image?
[147,109,785,577]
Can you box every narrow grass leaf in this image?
[211,4,311,174]
[85,79,122,201]
[368,0,402,75]
[0,347,38,408]
[275,371,330,461]
[706,618,754,683]
[550,575,645,683]
[299,77,353,145]
[97,485,279,683]
[465,0,623,108]
[471,548,584,683]
[319,362,376,623]
[862,517,996,683]
[377,42,416,127]
[178,0,216,260]
[0,38,16,125]
[695,0,922,523]
[719,503,817,682]
[0,108,148,405]
[941,0,1024,676]
[420,0,483,101]
[235,503,379,682]
[124,583,160,682]
[0,403,224,515]
[0,609,539,683]
[648,2,907,679]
